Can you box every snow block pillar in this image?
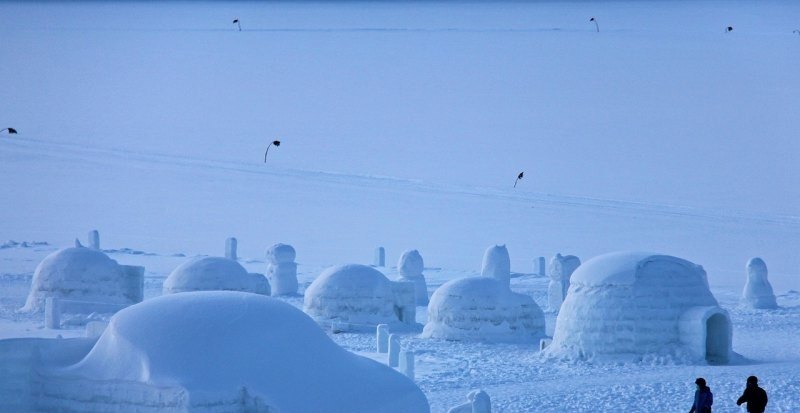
[88,230,100,250]
[45,297,60,329]
[225,237,237,261]
[374,247,385,267]
[388,334,400,367]
[399,350,415,380]
[377,324,389,353]
[537,257,546,276]
[266,244,298,296]
[121,265,145,303]
[447,390,492,413]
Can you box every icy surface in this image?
[21,247,139,313]
[162,256,269,295]
[48,291,429,413]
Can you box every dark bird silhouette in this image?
[590,17,599,32]
[514,172,524,188]
[264,140,281,163]
[1,128,17,135]
[727,26,734,32]
[233,19,241,31]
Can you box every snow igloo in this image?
[163,256,270,295]
[422,245,546,343]
[20,246,143,313]
[546,252,733,364]
[31,292,429,413]
[303,264,418,332]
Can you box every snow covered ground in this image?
[1,0,799,412]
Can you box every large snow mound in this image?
[423,276,545,343]
[304,264,418,330]
[547,252,733,364]
[163,256,269,295]
[57,291,430,413]
[21,247,139,313]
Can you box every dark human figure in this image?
[737,376,768,413]
[689,377,713,413]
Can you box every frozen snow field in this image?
[1,0,799,412]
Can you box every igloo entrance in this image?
[705,313,730,365]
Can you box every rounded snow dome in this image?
[21,247,133,312]
[60,292,429,413]
[423,276,545,343]
[547,252,732,363]
[304,264,398,326]
[163,256,269,295]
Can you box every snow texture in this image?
[266,243,298,296]
[742,257,778,309]
[20,247,142,313]
[547,253,581,312]
[547,251,733,364]
[36,291,429,413]
[303,264,418,331]
[423,245,545,343]
[162,256,269,295]
[397,249,429,306]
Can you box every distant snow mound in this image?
[304,264,418,331]
[422,245,545,343]
[545,251,733,364]
[20,247,141,313]
[53,292,429,413]
[163,256,269,295]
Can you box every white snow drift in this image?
[546,252,733,364]
[741,257,778,309]
[162,256,269,295]
[422,245,545,343]
[303,264,418,331]
[20,246,143,313]
[31,291,429,413]
[397,249,429,306]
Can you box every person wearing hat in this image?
[689,377,714,413]
[737,376,768,412]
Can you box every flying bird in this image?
[264,140,281,163]
[233,19,242,31]
[1,127,17,135]
[514,172,524,188]
[590,17,599,32]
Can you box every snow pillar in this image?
[742,257,778,309]
[375,247,385,267]
[377,324,389,353]
[121,265,145,303]
[226,237,238,261]
[266,244,298,296]
[388,334,400,367]
[537,257,546,276]
[399,350,415,380]
[398,249,429,305]
[45,297,60,329]
[88,230,100,250]
[481,245,511,289]
[472,390,492,413]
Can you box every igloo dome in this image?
[304,264,418,331]
[163,256,269,295]
[21,246,142,313]
[546,252,733,364]
[422,245,545,343]
[49,292,429,413]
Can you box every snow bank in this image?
[397,250,429,306]
[46,291,429,413]
[20,247,143,313]
[304,264,418,331]
[546,252,733,364]
[742,257,778,309]
[423,245,545,343]
[163,256,269,295]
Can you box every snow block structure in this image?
[741,257,778,309]
[3,292,430,413]
[266,243,298,296]
[163,256,269,295]
[422,245,546,343]
[303,264,419,332]
[397,249,429,306]
[546,252,733,364]
[547,253,581,312]
[20,246,143,313]
[447,390,492,413]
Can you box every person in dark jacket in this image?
[737,376,768,413]
[689,377,713,413]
